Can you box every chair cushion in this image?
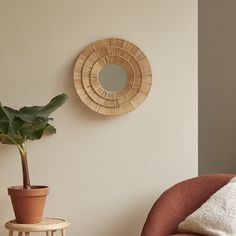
[178,176,236,236]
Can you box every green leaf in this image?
[0,104,10,128]
[0,134,15,144]
[0,93,67,145]
[0,103,14,134]
[19,121,47,139]
[28,127,45,140]
[1,105,25,135]
[0,134,25,145]
[44,124,56,134]
[18,94,67,122]
[4,106,19,120]
[0,120,9,134]
[18,106,43,122]
[36,93,68,118]
[11,118,25,133]
[0,103,11,122]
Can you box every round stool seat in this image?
[5,218,70,236]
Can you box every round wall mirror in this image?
[99,64,128,92]
[74,38,152,116]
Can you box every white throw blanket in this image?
[178,177,236,236]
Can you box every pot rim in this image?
[8,185,49,190]
[8,185,49,197]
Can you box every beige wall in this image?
[199,0,236,174]
[0,1,197,235]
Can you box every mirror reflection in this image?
[98,64,127,92]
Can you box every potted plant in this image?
[0,93,68,224]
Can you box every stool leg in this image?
[25,233,30,236]
[46,231,52,236]
[18,233,23,236]
[52,231,56,236]
[9,231,13,236]
[61,229,65,236]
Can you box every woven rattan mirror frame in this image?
[73,38,152,115]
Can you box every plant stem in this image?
[18,144,31,189]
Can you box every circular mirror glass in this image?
[98,64,127,92]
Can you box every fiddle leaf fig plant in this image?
[0,93,68,189]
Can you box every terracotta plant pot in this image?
[8,186,49,224]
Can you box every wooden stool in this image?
[5,218,70,236]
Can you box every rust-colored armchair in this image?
[141,174,235,236]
